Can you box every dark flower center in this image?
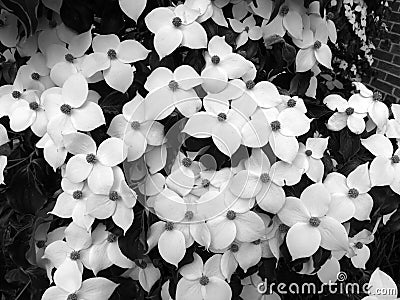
[185,210,194,220]
[131,121,141,130]
[85,153,96,164]
[278,223,290,233]
[211,55,220,64]
[65,53,75,63]
[287,98,297,107]
[391,155,400,164]
[270,121,281,131]
[309,217,321,227]
[373,91,383,102]
[314,40,322,49]
[72,190,83,200]
[31,72,40,80]
[70,250,80,260]
[168,80,179,91]
[226,210,236,220]
[165,221,174,231]
[202,179,210,188]
[12,91,21,99]
[60,104,72,115]
[29,102,40,111]
[217,112,227,122]
[260,173,270,183]
[345,107,354,115]
[107,233,118,243]
[36,240,46,248]
[107,49,117,60]
[280,5,289,16]
[252,239,261,245]
[244,26,250,32]
[326,12,335,20]
[230,243,239,252]
[109,191,120,201]
[354,241,363,249]
[305,150,313,157]
[348,188,359,198]
[246,80,256,90]
[67,293,78,300]
[199,275,210,286]
[172,17,182,27]
[182,157,192,167]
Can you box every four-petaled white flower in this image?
[176,253,232,300]
[107,94,165,161]
[145,5,208,59]
[324,94,367,134]
[63,132,127,194]
[144,65,203,120]
[228,15,262,48]
[83,34,150,92]
[323,163,373,222]
[277,183,349,260]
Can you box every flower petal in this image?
[181,22,208,49]
[286,223,321,260]
[212,122,241,157]
[62,74,88,108]
[117,40,150,63]
[112,203,134,234]
[283,10,303,39]
[327,194,355,223]
[347,114,365,134]
[65,154,92,183]
[104,60,134,93]
[351,246,370,269]
[158,230,186,267]
[277,197,310,226]
[154,26,183,59]
[296,48,316,72]
[176,278,203,300]
[256,182,286,214]
[327,112,347,131]
[179,252,203,280]
[54,259,82,293]
[204,278,232,300]
[78,277,119,300]
[71,101,105,131]
[234,211,265,243]
[369,156,394,186]
[347,163,371,193]
[97,137,127,167]
[145,7,175,33]
[319,216,349,251]
[361,134,393,158]
[63,132,96,155]
[208,217,236,250]
[315,44,332,69]
[92,34,120,54]
[88,164,114,194]
[269,132,299,163]
[144,86,175,120]
[353,193,373,221]
[300,183,331,217]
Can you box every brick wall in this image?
[368,0,400,103]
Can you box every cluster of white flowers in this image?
[0,0,398,299]
[342,0,377,67]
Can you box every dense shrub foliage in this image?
[0,0,398,300]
